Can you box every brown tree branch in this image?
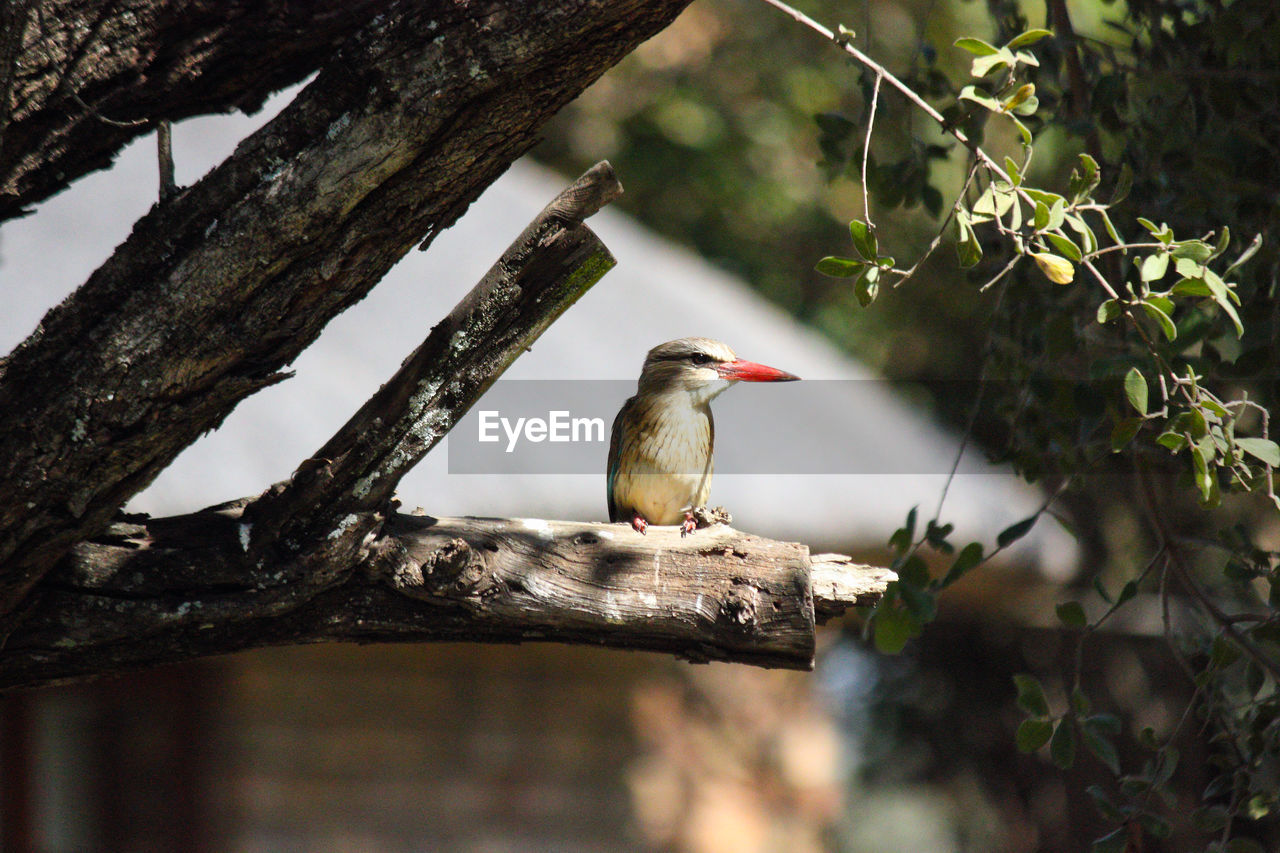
[246,162,623,559]
[0,508,893,691]
[0,0,692,619]
[1,0,396,219]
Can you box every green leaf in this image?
[849,219,878,261]
[1010,116,1032,146]
[1224,233,1263,277]
[954,214,982,268]
[1202,398,1230,419]
[1156,432,1188,453]
[954,37,999,56]
[959,85,1001,112]
[853,266,879,307]
[897,553,929,587]
[1171,240,1213,263]
[1140,252,1170,282]
[1050,718,1077,769]
[1004,156,1022,186]
[1006,28,1053,49]
[1046,199,1066,232]
[1100,208,1122,247]
[1172,408,1209,439]
[1081,720,1121,773]
[1110,163,1133,205]
[815,256,865,278]
[1192,444,1214,501]
[1091,828,1129,853]
[1024,188,1065,207]
[1140,300,1177,340]
[970,48,1015,77]
[1110,417,1141,451]
[939,541,984,588]
[1146,294,1174,317]
[1137,217,1173,243]
[873,598,921,654]
[998,515,1038,548]
[1016,719,1054,752]
[1065,213,1098,254]
[1055,600,1087,628]
[1086,786,1125,823]
[1202,267,1240,305]
[898,580,937,621]
[1033,200,1049,231]
[1047,232,1082,262]
[1123,367,1148,415]
[972,183,1016,221]
[1013,673,1050,716]
[1171,277,1212,298]
[1096,300,1121,324]
[1237,437,1280,467]
[1068,152,1101,202]
[1212,226,1230,259]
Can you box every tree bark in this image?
[1,0,397,219]
[0,508,892,691]
[0,0,692,617]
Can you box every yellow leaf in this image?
[1033,252,1075,284]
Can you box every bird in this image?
[608,337,799,535]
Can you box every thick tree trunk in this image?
[1,0,396,219]
[0,508,892,690]
[0,0,692,617]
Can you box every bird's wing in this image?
[606,396,634,522]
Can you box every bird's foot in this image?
[680,510,697,537]
[630,513,649,535]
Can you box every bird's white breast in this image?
[613,398,713,525]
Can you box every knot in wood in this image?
[720,581,761,629]
[422,538,476,589]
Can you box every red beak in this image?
[716,358,800,382]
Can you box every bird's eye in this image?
[689,353,712,365]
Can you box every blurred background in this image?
[4,0,1279,849]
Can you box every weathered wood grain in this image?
[0,509,891,691]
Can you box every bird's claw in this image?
[680,511,697,537]
[631,513,648,535]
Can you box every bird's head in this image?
[637,337,800,404]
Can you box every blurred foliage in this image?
[536,0,1280,849]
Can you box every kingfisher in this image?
[607,337,800,535]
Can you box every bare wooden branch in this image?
[156,120,175,201]
[0,0,692,619]
[0,509,893,691]
[247,162,623,555]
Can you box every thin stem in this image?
[892,159,981,288]
[1138,463,1280,684]
[931,273,1012,522]
[861,73,882,230]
